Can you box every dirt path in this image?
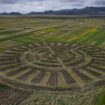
[44,43,85,87]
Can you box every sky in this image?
[0,0,105,13]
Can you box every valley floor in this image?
[0,16,105,105]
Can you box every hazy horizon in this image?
[0,0,105,13]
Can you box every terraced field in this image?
[0,16,105,105]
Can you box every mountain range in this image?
[0,7,105,16]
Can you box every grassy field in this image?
[0,16,105,105]
[0,17,105,50]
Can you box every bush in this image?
[95,89,105,105]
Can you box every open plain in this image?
[0,16,105,105]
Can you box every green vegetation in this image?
[95,89,105,105]
[0,17,105,105]
[0,17,105,53]
[0,83,8,88]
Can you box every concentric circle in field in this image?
[0,43,105,91]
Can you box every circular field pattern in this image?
[0,43,105,91]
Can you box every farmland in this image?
[0,16,105,105]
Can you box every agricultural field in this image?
[0,16,105,105]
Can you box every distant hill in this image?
[0,7,105,16]
[0,12,22,16]
[28,7,105,16]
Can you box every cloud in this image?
[0,0,105,13]
[0,0,19,4]
[0,0,44,4]
[95,0,105,6]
